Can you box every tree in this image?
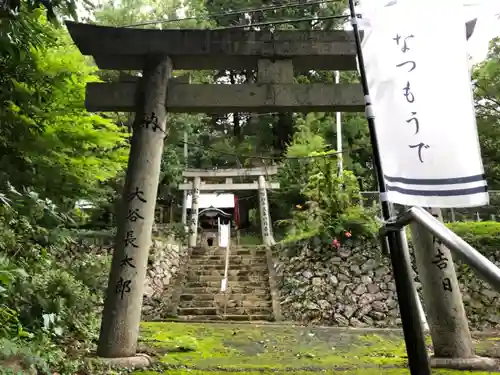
[1,0,92,68]
[203,0,349,158]
[0,7,130,372]
[0,10,128,207]
[474,37,500,189]
[1,0,92,21]
[91,0,210,28]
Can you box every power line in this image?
[124,0,341,28]
[178,139,349,161]
[217,14,353,30]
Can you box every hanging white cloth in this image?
[360,0,489,208]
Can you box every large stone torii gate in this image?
[66,21,363,360]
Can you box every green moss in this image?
[137,322,500,374]
[139,323,414,369]
[278,230,318,245]
[238,233,263,246]
[133,370,497,375]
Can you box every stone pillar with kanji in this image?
[409,207,474,359]
[257,175,274,246]
[188,176,201,247]
[97,56,172,358]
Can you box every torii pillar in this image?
[96,57,172,358]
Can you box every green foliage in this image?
[0,187,108,373]
[0,338,51,375]
[447,220,500,256]
[155,222,189,243]
[0,9,125,372]
[93,0,211,28]
[0,256,30,340]
[278,121,378,244]
[1,12,128,206]
[1,0,92,22]
[473,37,500,189]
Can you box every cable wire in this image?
[178,139,354,161]
[217,13,353,30]
[123,0,341,28]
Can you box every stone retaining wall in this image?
[74,232,187,319]
[142,238,187,319]
[273,238,500,330]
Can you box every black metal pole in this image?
[346,1,431,374]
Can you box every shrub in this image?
[276,121,379,246]
[0,187,107,374]
[278,150,379,244]
[447,221,500,256]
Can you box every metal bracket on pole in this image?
[378,226,391,255]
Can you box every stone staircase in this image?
[177,245,274,321]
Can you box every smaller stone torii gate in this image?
[179,167,279,247]
[65,21,363,361]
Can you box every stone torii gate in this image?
[65,21,363,361]
[179,167,279,247]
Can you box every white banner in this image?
[362,0,489,208]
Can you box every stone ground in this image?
[132,322,500,375]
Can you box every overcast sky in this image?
[464,1,500,63]
[359,0,500,63]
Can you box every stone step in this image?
[190,252,263,257]
[191,248,266,257]
[179,294,272,304]
[189,255,266,264]
[188,264,268,271]
[187,269,268,278]
[178,307,217,316]
[189,260,267,267]
[180,293,272,302]
[174,314,273,322]
[188,262,267,270]
[179,299,273,308]
[224,307,273,315]
[178,306,273,316]
[179,300,215,308]
[186,275,268,283]
[189,257,267,263]
[183,286,271,295]
[192,247,264,251]
[185,282,270,289]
